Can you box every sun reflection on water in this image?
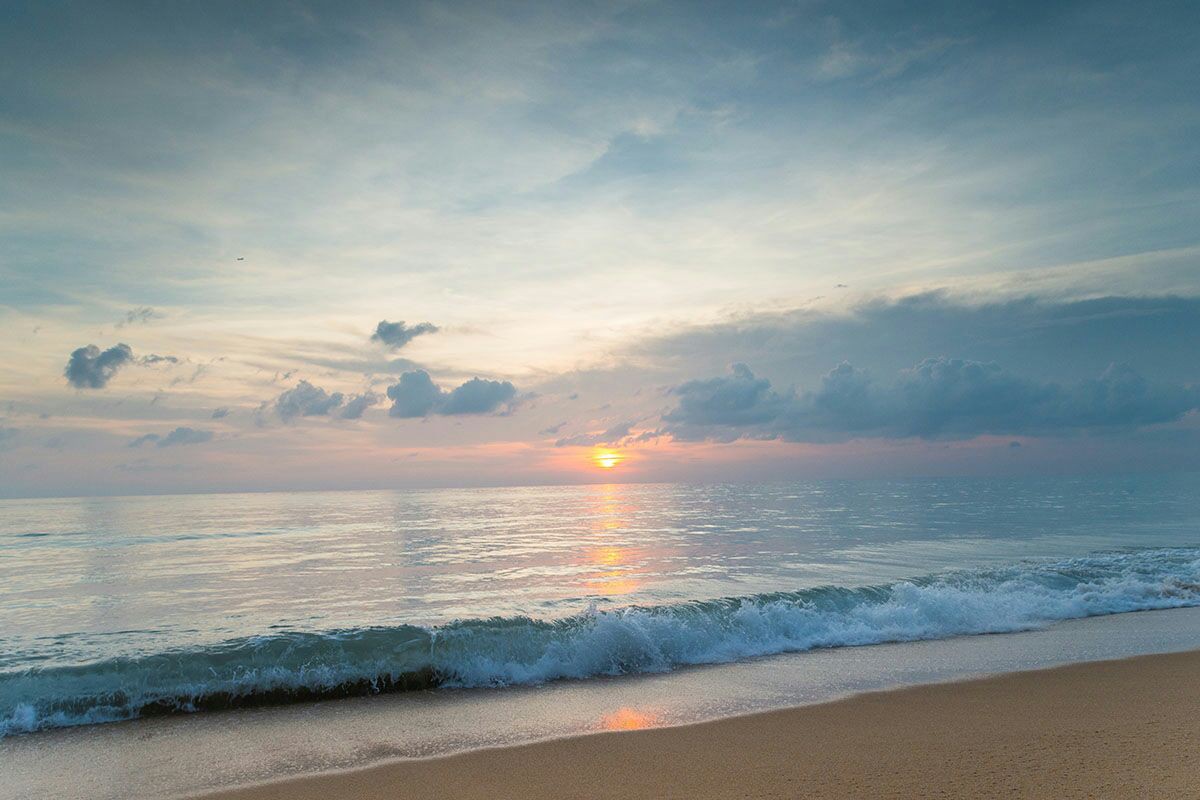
[580,486,644,595]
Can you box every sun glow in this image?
[599,707,662,731]
[592,448,623,469]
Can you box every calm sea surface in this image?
[2,474,1200,735]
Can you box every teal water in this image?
[2,475,1199,734]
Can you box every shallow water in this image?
[5,608,1200,800]
[3,474,1200,736]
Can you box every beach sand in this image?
[197,649,1200,800]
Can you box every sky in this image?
[1,0,1199,497]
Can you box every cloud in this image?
[169,364,209,387]
[0,427,18,451]
[635,294,1200,389]
[628,429,665,444]
[385,370,518,418]
[666,364,788,429]
[129,427,215,448]
[140,354,179,365]
[158,427,214,447]
[116,307,163,327]
[64,343,134,389]
[442,378,518,415]
[386,371,444,418]
[555,420,634,447]
[211,407,231,419]
[539,421,567,436]
[275,380,344,421]
[664,359,1200,443]
[371,320,439,350]
[340,392,380,419]
[295,355,421,375]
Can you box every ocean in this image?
[4,474,1200,742]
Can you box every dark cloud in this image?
[442,378,518,415]
[386,371,444,418]
[275,380,344,421]
[64,343,134,389]
[385,371,518,418]
[340,392,380,419]
[664,359,1200,443]
[116,307,162,327]
[130,427,215,448]
[637,294,1200,388]
[371,320,439,350]
[211,407,231,419]
[666,364,787,429]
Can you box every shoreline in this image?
[194,648,1200,800]
[10,607,1200,800]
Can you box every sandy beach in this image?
[194,648,1200,800]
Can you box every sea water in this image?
[3,474,1200,737]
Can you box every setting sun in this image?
[592,448,623,469]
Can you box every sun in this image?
[592,448,623,469]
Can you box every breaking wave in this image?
[4,547,1199,736]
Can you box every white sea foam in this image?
[3,547,1199,736]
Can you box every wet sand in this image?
[196,648,1200,800]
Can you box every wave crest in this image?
[3,547,1199,736]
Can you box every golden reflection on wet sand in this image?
[599,707,663,731]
